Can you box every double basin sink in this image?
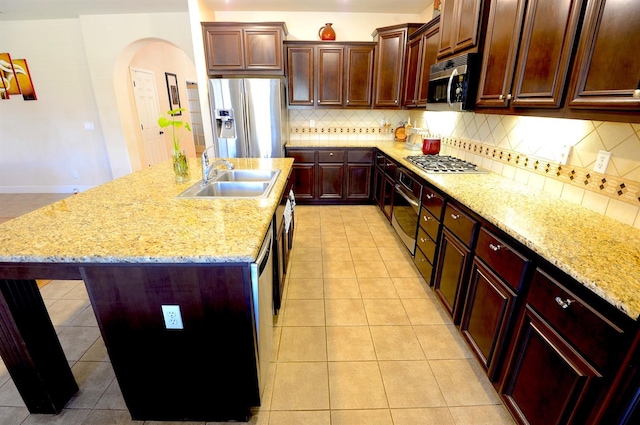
[177,169,281,199]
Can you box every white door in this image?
[130,68,167,166]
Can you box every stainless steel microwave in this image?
[426,53,479,111]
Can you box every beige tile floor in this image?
[0,196,515,424]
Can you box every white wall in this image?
[0,13,195,193]
[0,19,111,193]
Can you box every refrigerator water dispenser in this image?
[215,109,237,139]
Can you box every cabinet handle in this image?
[420,237,427,243]
[555,297,575,309]
[423,215,431,222]
[450,213,460,220]
[425,194,434,200]
[418,258,427,263]
[386,162,393,167]
[489,243,502,252]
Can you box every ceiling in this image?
[0,0,431,21]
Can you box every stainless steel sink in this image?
[213,170,279,182]
[176,169,280,199]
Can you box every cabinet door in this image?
[437,0,458,57]
[345,45,375,108]
[402,36,423,107]
[433,228,472,323]
[317,47,344,107]
[502,307,601,425]
[511,0,586,107]
[373,28,408,108]
[244,28,283,71]
[373,166,384,208]
[452,0,484,53]
[568,0,640,109]
[461,260,517,380]
[287,46,315,106]
[346,164,372,200]
[291,163,315,200]
[203,27,245,72]
[476,0,527,108]
[318,163,344,200]
[416,22,440,106]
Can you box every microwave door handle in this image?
[447,68,458,108]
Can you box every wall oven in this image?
[391,169,422,255]
[427,53,479,111]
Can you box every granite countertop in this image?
[288,140,640,320]
[0,158,294,264]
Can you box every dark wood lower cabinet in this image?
[502,307,601,425]
[433,228,472,323]
[318,162,343,199]
[291,163,315,200]
[346,163,372,200]
[461,259,517,381]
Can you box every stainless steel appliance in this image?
[209,78,288,158]
[391,169,422,255]
[250,223,274,399]
[427,53,479,111]
[406,155,488,173]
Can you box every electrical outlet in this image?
[161,305,184,330]
[309,119,315,128]
[593,150,611,174]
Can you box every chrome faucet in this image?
[201,146,234,184]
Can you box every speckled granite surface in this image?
[0,158,293,264]
[288,140,640,320]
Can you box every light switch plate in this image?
[593,150,611,174]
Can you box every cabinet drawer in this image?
[416,227,437,263]
[527,268,626,371]
[443,203,478,247]
[318,150,345,162]
[419,208,440,242]
[475,228,530,291]
[414,248,434,283]
[422,186,444,220]
[347,149,373,163]
[288,150,315,162]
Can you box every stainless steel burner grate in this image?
[405,155,488,173]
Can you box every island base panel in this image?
[81,264,260,421]
[0,279,78,413]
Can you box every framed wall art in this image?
[165,72,181,115]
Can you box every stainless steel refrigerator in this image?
[209,78,288,158]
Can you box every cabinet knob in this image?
[423,215,431,222]
[346,99,350,104]
[507,94,512,100]
[633,89,640,99]
[425,194,434,200]
[395,100,398,105]
[420,237,427,243]
[555,296,575,309]
[329,152,333,156]
[418,258,427,263]
[489,243,502,252]
[499,95,504,100]
[450,213,460,220]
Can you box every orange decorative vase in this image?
[319,23,336,40]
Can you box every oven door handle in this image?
[395,184,419,208]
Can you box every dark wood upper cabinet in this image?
[345,45,375,108]
[437,0,485,59]
[568,0,640,110]
[404,17,441,108]
[476,0,586,109]
[285,42,375,108]
[372,23,422,109]
[202,22,287,75]
[511,0,586,107]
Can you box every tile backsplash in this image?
[287,109,640,229]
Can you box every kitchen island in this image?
[0,157,294,421]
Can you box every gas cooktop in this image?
[405,155,488,174]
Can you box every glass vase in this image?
[173,150,190,183]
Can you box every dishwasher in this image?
[250,223,274,400]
